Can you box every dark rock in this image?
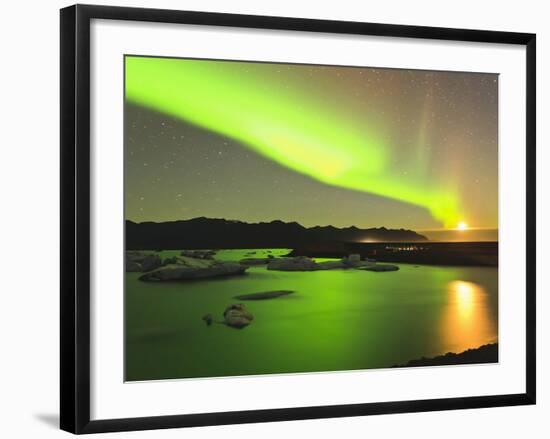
[126,251,147,263]
[341,254,378,268]
[141,254,162,272]
[342,254,361,266]
[317,260,348,270]
[223,304,254,329]
[139,257,248,281]
[126,260,142,272]
[239,257,272,265]
[234,290,294,300]
[162,256,178,266]
[125,251,161,272]
[266,256,381,272]
[180,249,216,259]
[162,255,198,266]
[359,264,399,272]
[202,313,213,326]
[267,256,320,271]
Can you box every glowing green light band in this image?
[125,56,461,227]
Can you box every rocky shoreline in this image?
[393,343,498,368]
[126,249,400,281]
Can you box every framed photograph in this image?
[60,4,536,434]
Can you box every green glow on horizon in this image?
[125,56,461,227]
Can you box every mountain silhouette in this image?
[126,217,427,250]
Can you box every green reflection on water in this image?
[125,249,498,381]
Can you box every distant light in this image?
[457,221,468,231]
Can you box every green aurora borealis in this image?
[125,56,498,230]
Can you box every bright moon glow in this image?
[457,222,468,230]
[125,56,463,227]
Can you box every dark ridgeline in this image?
[125,217,427,250]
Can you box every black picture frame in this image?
[60,4,536,434]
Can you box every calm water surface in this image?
[125,249,498,381]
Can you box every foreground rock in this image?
[202,313,213,326]
[125,251,162,272]
[358,264,399,272]
[267,256,320,271]
[126,260,142,272]
[180,249,216,259]
[234,290,294,300]
[343,253,361,266]
[266,254,387,272]
[139,256,248,281]
[127,250,146,261]
[162,255,210,266]
[223,304,254,328]
[239,257,273,266]
[141,254,162,271]
[317,260,348,270]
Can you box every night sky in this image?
[125,57,498,230]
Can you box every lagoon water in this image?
[125,249,498,381]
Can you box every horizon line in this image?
[126,216,498,232]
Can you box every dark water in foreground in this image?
[125,249,498,381]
